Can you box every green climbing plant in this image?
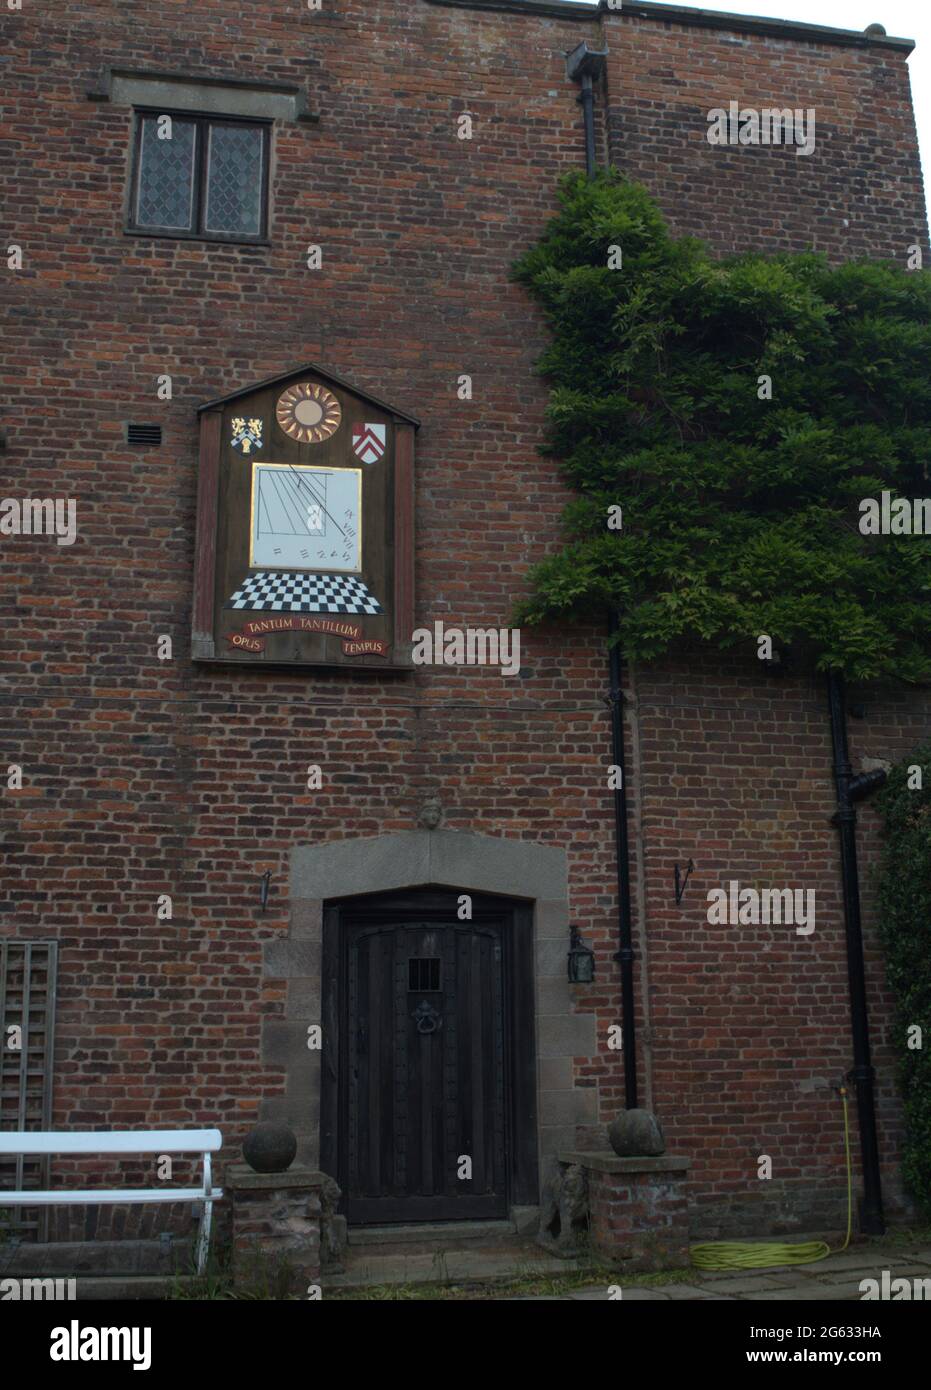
[511,169,931,681]
[875,749,931,1217]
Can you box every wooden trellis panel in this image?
[0,941,58,1241]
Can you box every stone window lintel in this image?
[86,67,319,123]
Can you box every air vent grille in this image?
[126,423,162,447]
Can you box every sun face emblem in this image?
[275,382,342,445]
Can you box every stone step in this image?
[349,1220,516,1248]
[73,1275,197,1300]
[1,1238,196,1276]
[0,1275,199,1301]
[323,1242,589,1289]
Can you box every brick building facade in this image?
[2,0,929,1242]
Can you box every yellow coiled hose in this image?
[690,1087,853,1271]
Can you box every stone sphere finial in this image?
[243,1122,297,1173]
[607,1109,666,1157]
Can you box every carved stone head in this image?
[418,796,443,831]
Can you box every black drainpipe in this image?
[567,41,638,1109]
[827,670,886,1233]
[609,614,638,1109]
[567,41,607,180]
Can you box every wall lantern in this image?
[567,925,596,984]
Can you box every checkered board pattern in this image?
[226,571,384,615]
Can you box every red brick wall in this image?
[604,9,926,260]
[2,0,928,1237]
[618,652,931,1237]
[586,1163,690,1270]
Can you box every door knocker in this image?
[412,999,442,1034]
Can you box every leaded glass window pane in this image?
[135,117,196,231]
[204,124,264,237]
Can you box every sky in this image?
[565,0,930,222]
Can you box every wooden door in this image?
[341,917,507,1223]
[322,887,544,1226]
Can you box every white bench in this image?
[0,1129,223,1274]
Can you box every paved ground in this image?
[321,1225,931,1301]
[503,1244,931,1300]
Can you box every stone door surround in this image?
[261,831,598,1187]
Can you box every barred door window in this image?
[129,112,269,243]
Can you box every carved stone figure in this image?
[318,1172,347,1268]
[418,796,444,830]
[536,1161,589,1257]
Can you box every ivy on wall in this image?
[875,751,931,1217]
[512,170,931,681]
